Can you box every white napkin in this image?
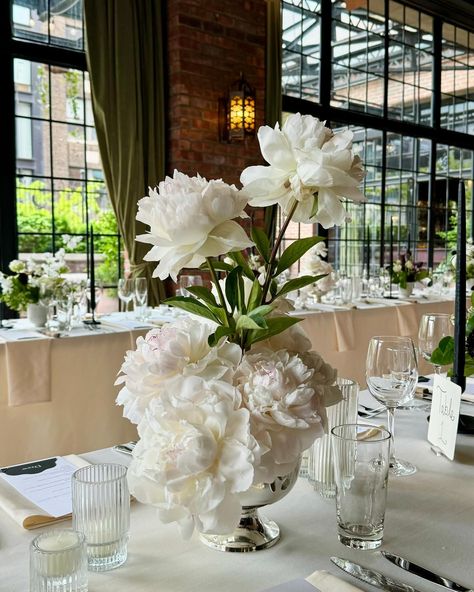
[0,454,88,529]
[306,570,362,591]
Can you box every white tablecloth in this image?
[1,399,473,591]
[0,299,455,466]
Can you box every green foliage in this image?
[0,276,39,311]
[16,179,119,284]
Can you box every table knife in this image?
[382,551,474,592]
[330,557,424,592]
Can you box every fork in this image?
[358,404,386,418]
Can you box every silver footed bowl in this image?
[199,458,301,553]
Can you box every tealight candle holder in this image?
[72,463,129,571]
[30,529,88,592]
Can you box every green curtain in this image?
[265,0,283,239]
[83,0,166,305]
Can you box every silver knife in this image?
[330,557,424,592]
[382,551,473,592]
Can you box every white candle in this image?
[32,530,85,577]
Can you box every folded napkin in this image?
[306,571,362,591]
[0,454,88,529]
[261,572,362,592]
[1,333,52,406]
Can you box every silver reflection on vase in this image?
[199,458,301,552]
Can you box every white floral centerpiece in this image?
[116,114,365,548]
[299,242,335,303]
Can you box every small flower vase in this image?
[199,458,301,552]
[27,303,48,327]
[398,282,414,298]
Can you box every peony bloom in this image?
[393,261,402,273]
[235,348,327,483]
[116,317,241,424]
[127,376,260,538]
[136,170,253,281]
[240,113,365,227]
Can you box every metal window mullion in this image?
[47,63,56,254]
[320,0,332,109]
[380,129,387,268]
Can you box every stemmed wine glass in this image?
[177,275,203,297]
[418,313,454,374]
[366,336,418,476]
[134,278,148,319]
[118,278,134,317]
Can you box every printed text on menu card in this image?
[0,457,77,517]
[427,375,461,460]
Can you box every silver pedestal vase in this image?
[199,458,301,552]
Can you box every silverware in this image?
[330,557,424,592]
[382,551,474,592]
[113,441,137,455]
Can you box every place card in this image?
[427,375,462,460]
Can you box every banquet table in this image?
[0,297,454,467]
[1,394,473,592]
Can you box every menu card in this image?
[0,455,88,529]
[427,375,462,460]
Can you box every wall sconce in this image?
[219,73,256,142]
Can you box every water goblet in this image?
[366,336,418,476]
[177,274,203,297]
[134,277,148,320]
[418,313,454,374]
[117,278,134,317]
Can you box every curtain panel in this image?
[84,0,166,304]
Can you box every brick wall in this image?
[166,0,267,187]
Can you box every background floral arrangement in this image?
[390,252,429,289]
[300,242,335,300]
[0,248,70,312]
[116,113,366,538]
[451,239,474,280]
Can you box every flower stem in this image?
[206,257,229,325]
[261,199,299,303]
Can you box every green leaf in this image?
[251,227,271,263]
[309,195,318,220]
[236,314,266,331]
[164,296,218,323]
[270,279,278,297]
[247,279,263,311]
[200,260,234,273]
[225,266,241,311]
[248,304,274,318]
[227,252,254,280]
[246,316,302,346]
[208,326,234,347]
[471,292,474,308]
[276,275,326,299]
[464,357,474,378]
[275,236,324,276]
[430,335,455,366]
[186,286,218,307]
[207,304,229,326]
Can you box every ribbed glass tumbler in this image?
[307,378,359,498]
[72,464,129,572]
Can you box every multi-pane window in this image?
[281,0,474,274]
[8,0,122,311]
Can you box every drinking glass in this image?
[30,529,88,592]
[72,463,129,572]
[134,277,148,319]
[117,278,134,316]
[177,274,203,297]
[332,424,391,550]
[366,336,418,476]
[418,313,454,374]
[307,378,359,497]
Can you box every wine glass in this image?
[366,336,418,476]
[177,274,203,297]
[418,313,454,374]
[118,278,134,317]
[134,278,148,319]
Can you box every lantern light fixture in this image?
[218,73,256,143]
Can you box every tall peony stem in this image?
[206,257,229,324]
[261,199,299,303]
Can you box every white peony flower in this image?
[0,273,13,293]
[127,375,260,538]
[302,247,335,295]
[136,170,253,281]
[393,261,402,273]
[235,348,327,483]
[405,260,414,270]
[9,260,26,273]
[116,317,242,424]
[240,113,365,227]
[298,350,341,408]
[313,241,328,258]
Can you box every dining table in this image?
[1,388,473,592]
[0,296,455,467]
